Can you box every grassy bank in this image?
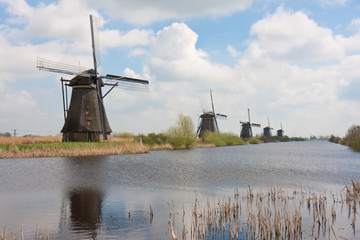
[0,141,149,158]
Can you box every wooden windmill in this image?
[37,15,149,142]
[263,117,273,138]
[277,122,284,137]
[196,90,227,138]
[240,108,261,138]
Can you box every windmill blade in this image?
[37,57,85,75]
[216,113,227,118]
[240,121,247,124]
[251,123,261,127]
[90,15,100,74]
[103,75,149,92]
[209,89,219,132]
[104,74,149,85]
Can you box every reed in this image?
[0,142,149,158]
[0,136,62,145]
[0,227,49,240]
[168,179,360,240]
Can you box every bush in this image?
[113,132,134,138]
[329,134,341,144]
[203,132,246,147]
[166,113,196,149]
[249,137,259,144]
[203,132,226,147]
[344,125,360,151]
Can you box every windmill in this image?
[37,15,149,142]
[263,117,273,138]
[196,90,227,138]
[277,122,284,137]
[240,108,261,138]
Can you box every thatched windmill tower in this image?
[263,117,273,138]
[196,90,227,138]
[240,108,261,138]
[37,15,149,142]
[277,122,284,137]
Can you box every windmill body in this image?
[37,15,149,142]
[61,74,112,142]
[240,108,260,139]
[277,123,284,137]
[263,117,273,138]
[196,90,227,138]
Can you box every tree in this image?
[166,113,196,149]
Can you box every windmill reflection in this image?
[60,156,106,239]
[69,188,102,236]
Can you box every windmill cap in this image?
[69,70,104,86]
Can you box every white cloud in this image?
[250,6,345,63]
[101,29,154,48]
[227,45,241,57]
[87,0,253,25]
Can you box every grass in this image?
[0,141,149,158]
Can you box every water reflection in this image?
[61,156,106,239]
[69,189,102,237]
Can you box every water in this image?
[0,141,359,239]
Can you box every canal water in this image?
[0,141,359,239]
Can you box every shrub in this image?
[345,125,360,151]
[203,132,226,147]
[249,137,259,144]
[113,132,134,138]
[166,113,196,149]
[203,132,246,146]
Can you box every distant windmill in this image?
[37,15,149,142]
[263,117,273,138]
[277,122,284,137]
[196,90,227,138]
[240,108,261,138]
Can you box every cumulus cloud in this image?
[250,6,345,63]
[87,0,253,25]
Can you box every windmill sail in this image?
[37,57,86,75]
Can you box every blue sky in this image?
[0,0,359,137]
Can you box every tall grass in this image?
[0,141,149,158]
[0,136,62,145]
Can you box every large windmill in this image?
[196,90,227,138]
[37,15,149,142]
[277,122,284,137]
[240,108,261,138]
[263,117,273,138]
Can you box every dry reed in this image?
[0,227,49,240]
[0,142,149,158]
[168,179,360,240]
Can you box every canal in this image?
[0,141,359,239]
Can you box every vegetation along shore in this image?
[0,114,306,159]
[329,124,360,151]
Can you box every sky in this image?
[0,0,359,138]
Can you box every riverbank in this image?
[0,135,302,158]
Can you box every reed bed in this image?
[168,179,360,240]
[0,136,62,145]
[0,142,149,158]
[0,227,49,240]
